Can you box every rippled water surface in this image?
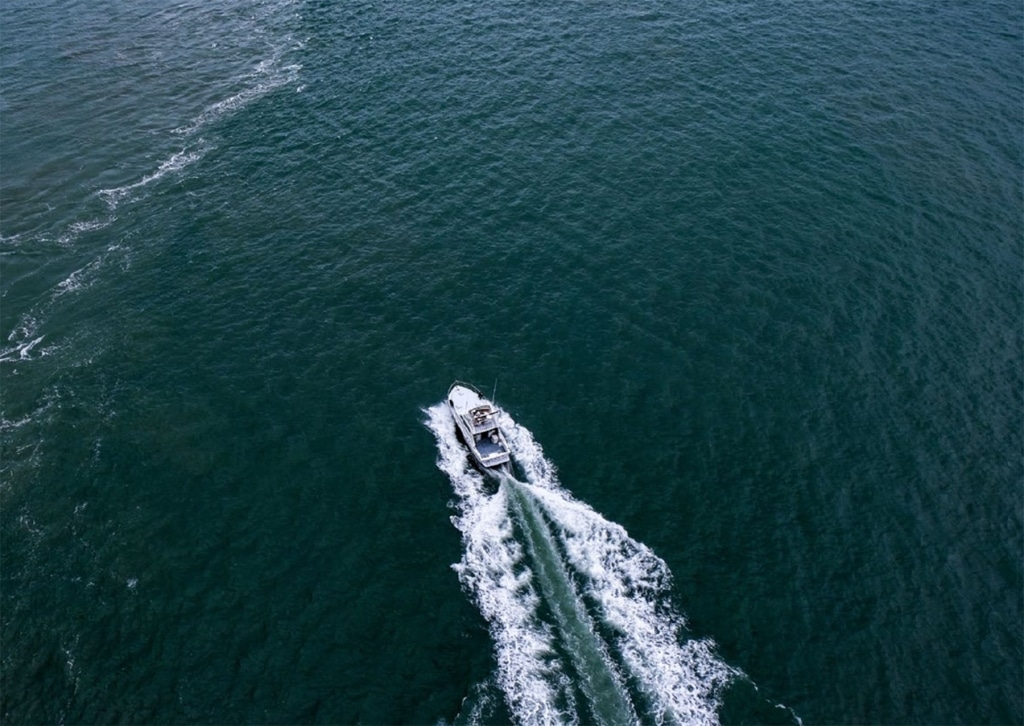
[2,1,1021,723]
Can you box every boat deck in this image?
[475,437,507,460]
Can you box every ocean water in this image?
[1,0,1021,723]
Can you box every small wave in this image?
[16,512,44,539]
[0,215,114,253]
[4,53,299,366]
[1,7,305,379]
[0,392,57,487]
[454,678,502,726]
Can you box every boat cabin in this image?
[447,381,511,470]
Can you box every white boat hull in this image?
[447,381,511,471]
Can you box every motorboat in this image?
[447,381,511,472]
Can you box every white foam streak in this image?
[503,418,559,488]
[0,335,45,363]
[1,10,304,373]
[56,217,115,247]
[535,480,734,724]
[0,232,27,247]
[507,428,736,725]
[98,148,204,210]
[428,402,737,726]
[53,259,102,299]
[1,313,48,363]
[96,52,301,211]
[426,404,576,726]
[172,57,301,137]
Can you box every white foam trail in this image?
[0,335,45,362]
[0,232,27,247]
[0,313,48,363]
[0,241,128,365]
[528,483,734,725]
[505,476,639,726]
[428,401,743,726]
[52,259,102,298]
[505,422,736,725]
[0,414,35,432]
[96,52,301,212]
[427,404,577,726]
[98,147,204,210]
[56,217,115,247]
[172,56,302,137]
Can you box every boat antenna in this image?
[492,378,498,404]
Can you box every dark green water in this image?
[2,1,1021,723]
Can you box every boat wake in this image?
[1,24,302,368]
[425,403,736,726]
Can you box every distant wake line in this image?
[0,49,301,367]
[425,403,735,726]
[99,53,302,211]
